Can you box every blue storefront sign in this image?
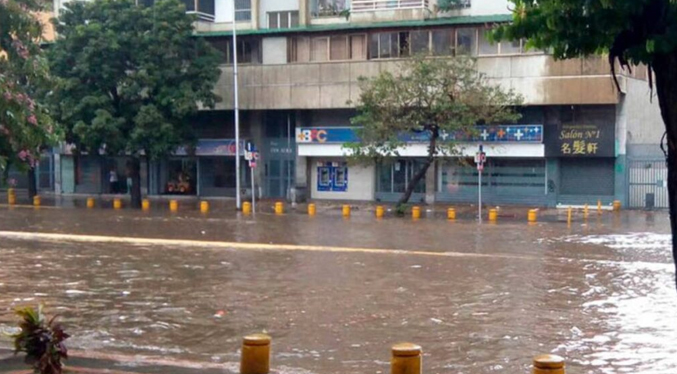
[296,125,543,144]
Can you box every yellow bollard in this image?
[33,195,41,207]
[308,203,316,216]
[567,207,573,226]
[274,201,284,215]
[613,200,621,212]
[532,354,565,374]
[87,197,95,209]
[240,334,271,374]
[447,208,456,220]
[113,198,122,210]
[391,343,422,374]
[169,200,178,212]
[142,199,150,211]
[200,201,209,213]
[412,206,421,220]
[8,188,16,205]
[584,204,589,219]
[342,204,351,217]
[528,209,538,223]
[489,208,498,222]
[243,201,252,215]
[597,199,602,214]
[376,205,385,219]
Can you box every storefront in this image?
[545,121,618,205]
[150,139,249,197]
[297,124,547,203]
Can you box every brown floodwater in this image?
[0,206,675,373]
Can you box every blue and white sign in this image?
[297,125,543,144]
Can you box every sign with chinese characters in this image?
[296,125,543,144]
[545,123,615,157]
[175,139,246,157]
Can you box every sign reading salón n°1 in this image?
[546,123,615,157]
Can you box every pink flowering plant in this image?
[0,0,60,184]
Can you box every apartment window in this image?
[235,0,251,21]
[479,28,498,55]
[268,11,300,29]
[311,37,329,62]
[209,38,260,64]
[410,30,430,55]
[289,37,311,62]
[500,39,522,55]
[456,28,477,56]
[370,32,409,59]
[330,36,349,60]
[350,35,367,60]
[432,29,453,56]
[312,0,349,17]
[182,0,195,11]
[289,34,367,62]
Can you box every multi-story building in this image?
[50,0,668,208]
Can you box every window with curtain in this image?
[410,30,430,55]
[350,35,366,60]
[456,28,477,56]
[289,37,311,62]
[268,11,300,29]
[432,29,453,56]
[311,37,329,62]
[330,35,349,60]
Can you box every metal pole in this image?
[251,165,256,214]
[232,0,241,210]
[478,169,482,223]
[287,114,292,201]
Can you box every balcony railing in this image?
[352,0,429,12]
[187,11,215,22]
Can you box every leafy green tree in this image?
[349,56,522,207]
[1,0,59,196]
[49,0,221,207]
[494,0,677,288]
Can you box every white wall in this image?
[436,0,511,17]
[262,37,288,64]
[259,0,299,28]
[214,0,234,23]
[310,158,375,201]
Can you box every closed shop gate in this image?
[628,159,668,209]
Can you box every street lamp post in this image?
[231,0,241,210]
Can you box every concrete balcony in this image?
[212,55,622,111]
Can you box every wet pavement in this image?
[0,205,675,373]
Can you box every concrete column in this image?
[299,0,309,26]
[251,0,260,30]
[425,160,436,204]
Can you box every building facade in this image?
[48,0,668,208]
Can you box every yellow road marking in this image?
[0,230,536,261]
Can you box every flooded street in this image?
[0,206,676,373]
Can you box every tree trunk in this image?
[652,53,677,290]
[27,166,37,200]
[128,157,142,209]
[397,130,438,206]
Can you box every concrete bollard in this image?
[488,208,498,222]
[613,200,621,212]
[597,199,602,214]
[391,343,422,374]
[243,201,252,215]
[142,199,150,211]
[200,201,209,213]
[342,204,351,217]
[308,203,316,216]
[113,198,122,210]
[240,334,271,374]
[532,354,565,374]
[7,188,16,205]
[87,197,95,209]
[376,205,385,219]
[412,206,421,220]
[567,207,573,226]
[169,200,179,212]
[528,209,538,223]
[447,208,456,220]
[274,202,284,215]
[33,195,41,207]
[584,204,589,219]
